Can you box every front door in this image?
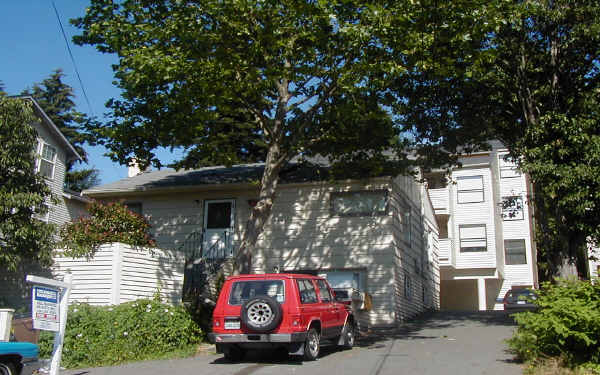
[203,199,235,258]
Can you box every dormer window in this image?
[38,142,57,179]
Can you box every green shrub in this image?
[39,299,203,368]
[59,201,156,258]
[508,279,600,366]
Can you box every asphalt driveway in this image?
[65,311,523,375]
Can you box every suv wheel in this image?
[340,321,355,349]
[0,362,16,375]
[241,295,282,332]
[303,328,320,361]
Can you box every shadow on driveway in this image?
[357,310,517,347]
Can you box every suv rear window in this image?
[228,280,285,305]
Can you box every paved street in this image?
[65,311,523,375]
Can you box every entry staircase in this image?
[178,230,234,305]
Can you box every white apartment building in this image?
[426,141,538,311]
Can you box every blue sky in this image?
[1,1,179,185]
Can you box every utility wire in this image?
[52,0,94,116]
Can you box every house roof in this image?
[17,96,82,162]
[84,162,333,197]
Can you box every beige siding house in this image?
[83,165,439,327]
[427,141,538,311]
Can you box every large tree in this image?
[0,97,56,271]
[72,0,487,274]
[22,70,100,191]
[391,0,600,279]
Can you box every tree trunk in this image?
[234,142,286,274]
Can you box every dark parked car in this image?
[0,342,41,375]
[503,288,538,312]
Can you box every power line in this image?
[51,0,94,116]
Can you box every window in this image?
[319,270,364,291]
[457,175,484,203]
[424,172,448,189]
[499,154,521,178]
[125,202,143,216]
[297,279,318,304]
[504,239,527,265]
[459,224,487,252]
[38,142,57,179]
[33,203,50,223]
[435,215,449,239]
[205,201,233,229]
[501,196,524,221]
[229,280,285,305]
[315,279,332,302]
[330,190,388,216]
[404,272,412,300]
[403,209,412,245]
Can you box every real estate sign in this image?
[32,285,60,332]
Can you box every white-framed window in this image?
[403,208,412,245]
[33,203,50,223]
[37,142,57,179]
[330,190,388,217]
[459,224,487,252]
[501,196,524,221]
[504,239,527,265]
[404,272,412,300]
[499,154,521,178]
[457,175,484,203]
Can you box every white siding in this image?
[451,167,497,269]
[52,243,184,306]
[390,175,440,323]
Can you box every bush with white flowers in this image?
[39,298,203,368]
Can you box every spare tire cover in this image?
[241,295,282,332]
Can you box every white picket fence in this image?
[52,243,185,306]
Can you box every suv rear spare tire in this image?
[241,295,282,332]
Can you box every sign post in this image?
[26,274,73,375]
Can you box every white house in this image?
[82,165,440,328]
[426,141,538,311]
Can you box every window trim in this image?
[37,141,57,180]
[459,224,488,253]
[404,272,412,300]
[456,175,485,204]
[330,189,388,217]
[499,154,522,179]
[504,239,528,265]
[34,203,50,223]
[501,196,524,221]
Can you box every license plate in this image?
[224,320,240,330]
[517,301,526,305]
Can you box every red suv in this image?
[208,273,356,361]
